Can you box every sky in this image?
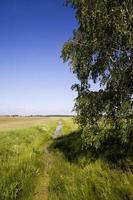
[0,0,99,115]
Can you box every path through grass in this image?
[32,142,53,200]
[31,118,77,200]
[1,117,133,200]
[0,117,58,200]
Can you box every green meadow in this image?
[0,117,133,200]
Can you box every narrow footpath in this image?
[32,141,52,200]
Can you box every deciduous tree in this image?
[62,0,133,151]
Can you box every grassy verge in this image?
[1,118,132,200]
[0,121,56,200]
[49,129,133,200]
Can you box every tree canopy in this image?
[62,0,133,152]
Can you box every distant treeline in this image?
[0,115,74,118]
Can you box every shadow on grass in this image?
[50,131,133,170]
[50,130,85,163]
[50,130,103,166]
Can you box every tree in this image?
[62,0,133,151]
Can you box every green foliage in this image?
[62,0,133,151]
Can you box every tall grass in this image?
[48,128,133,200]
[0,122,56,200]
[48,152,133,200]
[1,118,132,200]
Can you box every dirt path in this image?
[33,141,52,200]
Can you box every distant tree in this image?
[62,0,133,150]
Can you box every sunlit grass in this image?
[48,126,133,200]
[0,118,58,200]
[1,117,133,200]
[48,152,133,200]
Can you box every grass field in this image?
[0,117,133,200]
[0,117,56,131]
[49,132,133,200]
[0,117,57,200]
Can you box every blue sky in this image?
[0,0,99,115]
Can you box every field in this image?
[0,117,133,200]
[0,117,54,131]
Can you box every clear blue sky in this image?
[0,0,98,115]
